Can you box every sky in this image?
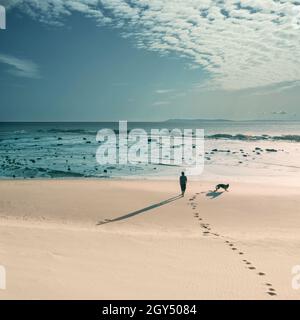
[0,0,300,121]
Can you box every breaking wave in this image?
[206,134,300,142]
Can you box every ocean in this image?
[0,120,299,179]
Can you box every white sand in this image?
[0,179,299,299]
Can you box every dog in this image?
[214,184,229,192]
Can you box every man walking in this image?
[179,172,187,197]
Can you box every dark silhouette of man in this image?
[179,172,187,197]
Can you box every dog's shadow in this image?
[206,190,224,199]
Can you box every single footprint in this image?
[248,266,256,270]
[258,272,266,276]
[267,292,277,296]
[265,284,276,292]
[239,252,244,255]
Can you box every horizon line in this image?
[0,118,299,123]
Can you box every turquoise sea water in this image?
[0,120,299,179]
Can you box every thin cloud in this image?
[6,0,300,90]
[153,100,170,106]
[272,110,287,115]
[250,81,300,96]
[155,89,174,94]
[0,53,41,79]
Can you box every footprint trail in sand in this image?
[188,193,278,298]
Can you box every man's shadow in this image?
[206,190,224,199]
[97,194,182,225]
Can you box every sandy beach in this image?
[2,0,300,305]
[0,178,299,300]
